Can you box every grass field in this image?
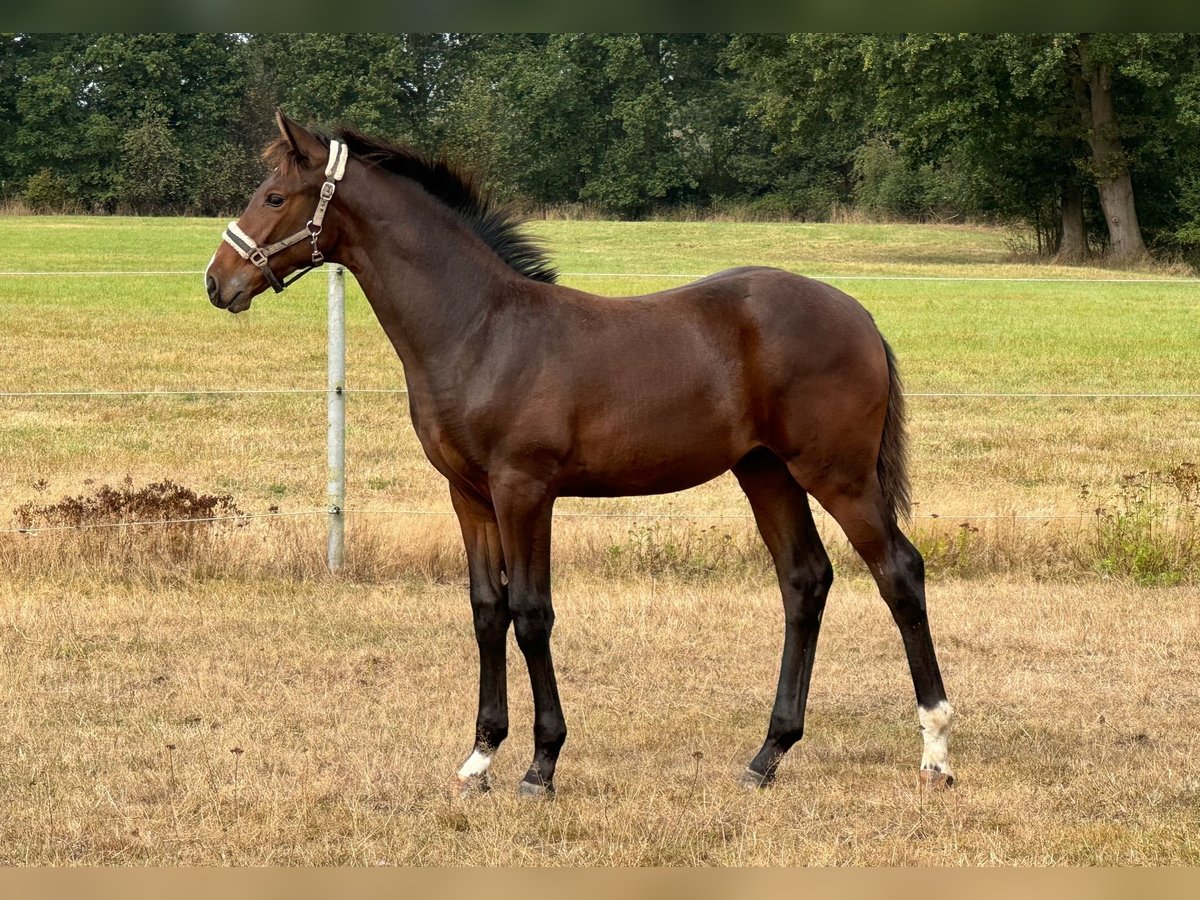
[0,216,1198,864]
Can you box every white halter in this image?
[221,139,348,293]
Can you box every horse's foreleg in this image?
[450,485,510,796]
[491,474,565,797]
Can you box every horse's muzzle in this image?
[207,273,251,313]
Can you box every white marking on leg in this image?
[457,748,493,780]
[918,700,955,777]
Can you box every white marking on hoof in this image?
[918,701,956,783]
[455,749,495,797]
[457,748,493,780]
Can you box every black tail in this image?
[877,336,911,523]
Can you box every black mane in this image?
[331,128,557,284]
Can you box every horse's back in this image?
[555,264,888,417]
[640,266,886,379]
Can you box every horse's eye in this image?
[266,194,285,207]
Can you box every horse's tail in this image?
[877,335,912,523]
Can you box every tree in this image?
[444,34,759,216]
[872,33,1200,262]
[86,33,260,213]
[251,33,466,147]
[578,34,696,216]
[664,34,778,206]
[117,109,184,212]
[2,30,1200,249]
[0,33,35,199]
[7,33,254,212]
[725,34,879,217]
[868,34,1086,255]
[442,33,612,204]
[9,33,121,210]
[1075,39,1144,258]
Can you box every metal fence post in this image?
[327,264,346,572]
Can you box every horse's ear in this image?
[275,109,324,168]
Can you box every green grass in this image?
[3,217,1196,395]
[1,215,1196,521]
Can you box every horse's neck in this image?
[335,173,514,379]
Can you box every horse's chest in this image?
[410,406,488,487]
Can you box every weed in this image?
[14,478,244,531]
[5,479,250,582]
[1081,463,1200,585]
[600,522,765,581]
[231,746,245,821]
[913,521,983,574]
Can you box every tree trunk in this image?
[1081,55,1147,261]
[1057,176,1087,263]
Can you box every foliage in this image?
[851,139,933,219]
[117,110,185,213]
[15,477,245,531]
[1081,463,1200,585]
[21,167,72,212]
[189,140,265,217]
[3,32,1200,253]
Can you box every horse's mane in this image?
[264,128,557,284]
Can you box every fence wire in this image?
[343,508,1091,522]
[0,384,1185,536]
[0,508,327,536]
[0,266,1183,541]
[0,506,1097,538]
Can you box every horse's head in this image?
[205,111,347,313]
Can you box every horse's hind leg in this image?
[734,448,833,787]
[808,474,955,787]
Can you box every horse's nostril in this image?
[206,274,219,303]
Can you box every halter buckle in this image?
[320,181,337,201]
[249,248,269,268]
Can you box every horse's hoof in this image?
[738,767,773,789]
[517,779,554,799]
[456,772,492,798]
[919,768,955,790]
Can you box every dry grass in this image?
[0,560,1196,865]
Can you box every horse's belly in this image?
[564,464,732,498]
[562,426,750,497]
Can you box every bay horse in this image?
[205,112,955,797]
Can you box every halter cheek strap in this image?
[222,138,349,293]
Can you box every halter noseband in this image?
[222,139,349,293]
